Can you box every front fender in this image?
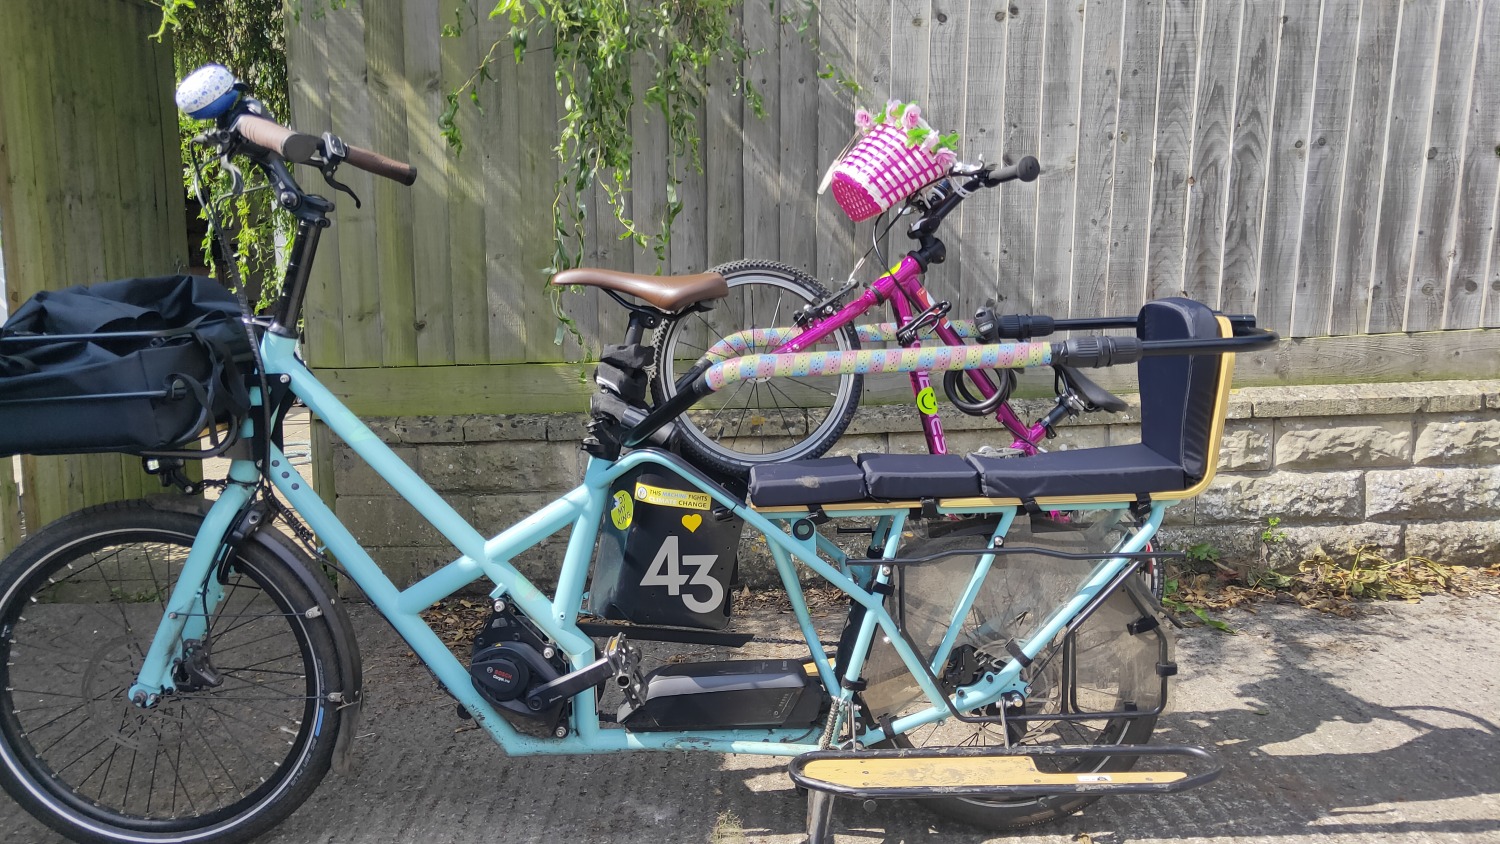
[144,495,365,776]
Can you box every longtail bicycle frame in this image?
[122,318,1165,760]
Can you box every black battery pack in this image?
[618,659,828,731]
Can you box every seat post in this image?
[623,310,659,346]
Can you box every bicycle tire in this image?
[0,502,342,844]
[651,260,862,478]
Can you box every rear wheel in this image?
[861,527,1164,831]
[0,502,341,844]
[651,260,862,478]
[876,634,1159,830]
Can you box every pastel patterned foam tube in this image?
[701,320,982,363]
[702,341,1054,392]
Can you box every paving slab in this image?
[3,594,1497,843]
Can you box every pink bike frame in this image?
[774,255,1051,456]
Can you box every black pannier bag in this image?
[0,275,253,457]
[589,468,743,630]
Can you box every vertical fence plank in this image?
[1069,0,1124,319]
[1407,0,1481,332]
[1487,154,1500,328]
[1257,0,1315,334]
[0,1,52,317]
[997,1,1043,309]
[1327,0,1399,335]
[815,0,859,284]
[288,5,347,368]
[405,1,455,365]
[927,0,967,297]
[891,0,933,102]
[1144,0,1201,302]
[631,59,670,277]
[706,45,746,267]
[1218,0,1276,316]
[326,5,385,367]
[856,0,893,103]
[1106,0,1165,316]
[0,460,18,555]
[444,5,490,363]
[1290,0,1360,337]
[1488,183,1500,327]
[853,0,892,269]
[517,34,562,361]
[743,7,781,260]
[580,23,632,347]
[1031,1,1083,317]
[483,26,528,361]
[1184,0,1244,307]
[781,8,822,276]
[670,95,710,277]
[958,0,1009,302]
[1366,0,1442,334]
[366,1,418,366]
[1444,2,1500,330]
[0,0,181,534]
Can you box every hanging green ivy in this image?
[157,0,321,310]
[156,0,854,325]
[441,0,853,278]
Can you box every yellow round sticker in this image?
[916,386,938,415]
[610,490,634,530]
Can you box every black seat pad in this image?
[968,444,1187,499]
[748,456,867,507]
[859,453,980,499]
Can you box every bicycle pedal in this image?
[789,744,1219,800]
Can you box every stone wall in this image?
[324,380,1500,589]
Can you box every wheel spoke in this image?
[1,518,328,832]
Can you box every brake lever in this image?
[219,154,244,196]
[317,132,362,208]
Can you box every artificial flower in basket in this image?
[824,100,961,222]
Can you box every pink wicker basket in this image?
[829,123,948,222]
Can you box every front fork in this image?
[125,458,261,706]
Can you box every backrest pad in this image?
[1136,297,1224,481]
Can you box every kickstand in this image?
[804,790,835,844]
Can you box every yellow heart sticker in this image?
[681,513,702,533]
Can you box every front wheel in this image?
[0,502,343,844]
[651,260,863,478]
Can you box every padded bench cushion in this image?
[748,456,867,507]
[858,453,980,499]
[968,444,1187,500]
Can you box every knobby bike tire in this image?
[650,261,863,479]
[0,502,343,844]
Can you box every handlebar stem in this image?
[270,207,330,337]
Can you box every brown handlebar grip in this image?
[344,144,418,186]
[233,114,321,164]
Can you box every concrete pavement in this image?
[3,594,1497,843]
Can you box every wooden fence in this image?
[0,0,188,552]
[285,0,1498,417]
